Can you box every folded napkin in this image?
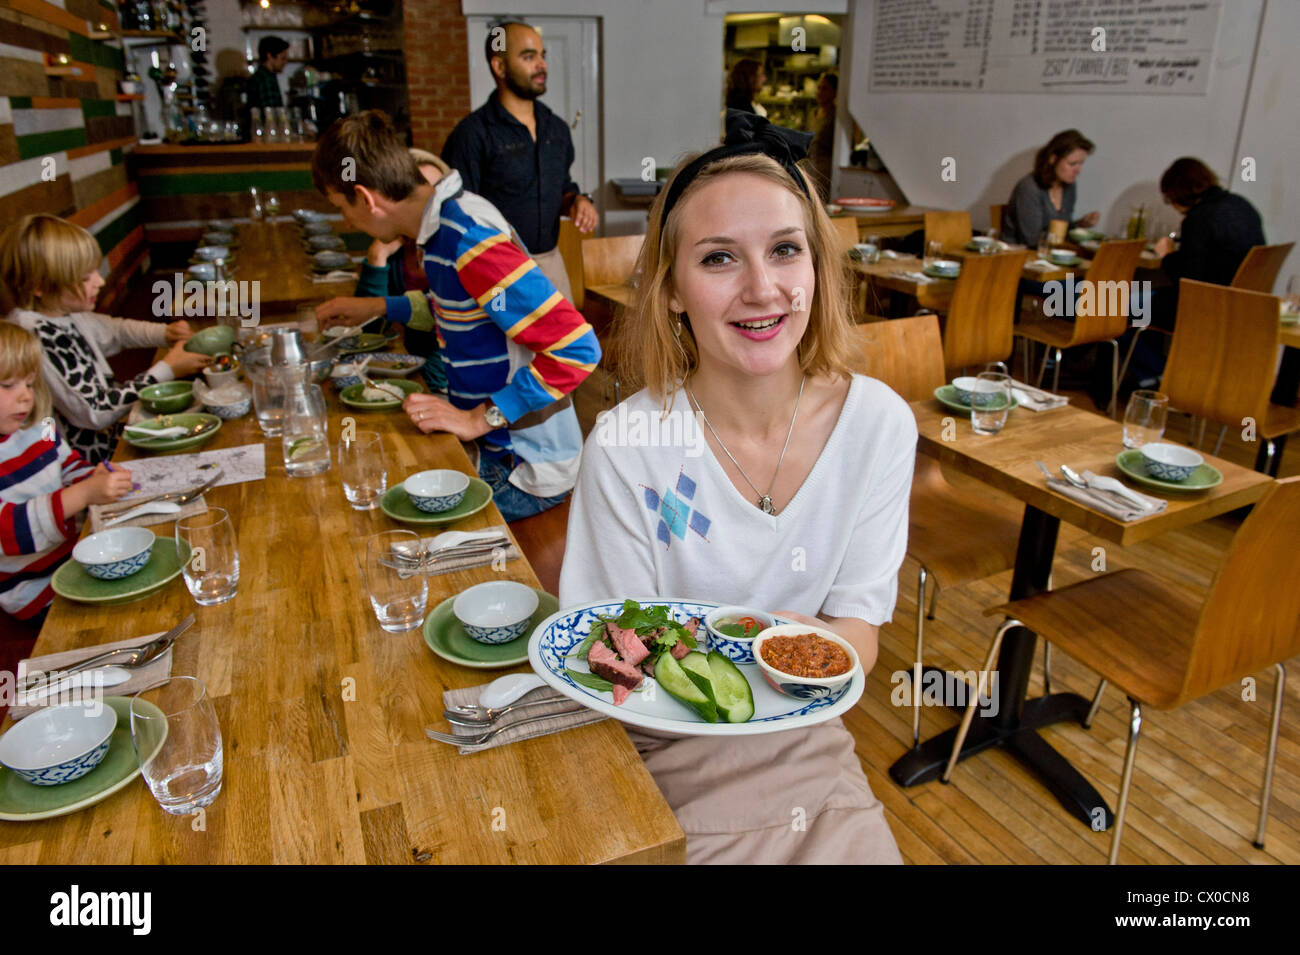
[11,632,174,720]
[391,524,522,576]
[312,269,358,283]
[88,495,207,533]
[440,684,605,755]
[1010,379,1070,412]
[1024,258,1057,271]
[127,397,202,424]
[895,269,936,284]
[1045,477,1167,522]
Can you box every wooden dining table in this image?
[890,398,1275,827]
[231,220,358,313]
[0,358,684,864]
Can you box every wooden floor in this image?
[855,399,1300,865]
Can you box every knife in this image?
[18,614,196,694]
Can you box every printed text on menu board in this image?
[870,0,1222,95]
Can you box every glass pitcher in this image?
[280,364,330,477]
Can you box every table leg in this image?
[888,506,1115,830]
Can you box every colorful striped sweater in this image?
[383,171,601,498]
[0,426,95,619]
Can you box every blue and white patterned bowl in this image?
[403,469,469,513]
[703,605,776,665]
[0,702,117,785]
[751,624,861,699]
[72,527,155,580]
[454,581,539,644]
[1141,442,1203,482]
[198,382,252,420]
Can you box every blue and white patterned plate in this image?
[528,597,865,736]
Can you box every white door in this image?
[465,16,601,211]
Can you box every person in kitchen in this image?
[559,113,913,863]
[441,18,597,300]
[311,110,600,521]
[247,35,290,110]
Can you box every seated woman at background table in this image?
[0,323,133,627]
[0,215,209,463]
[1002,129,1100,246]
[559,114,914,864]
[317,148,450,394]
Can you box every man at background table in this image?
[441,18,597,300]
[311,111,600,521]
[247,36,289,110]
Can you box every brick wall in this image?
[403,0,470,153]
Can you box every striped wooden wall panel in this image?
[0,0,146,304]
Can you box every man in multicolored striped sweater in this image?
[312,111,600,521]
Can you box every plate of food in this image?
[528,598,865,736]
[358,353,425,377]
[836,197,896,214]
[339,378,422,409]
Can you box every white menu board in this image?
[870,0,1222,95]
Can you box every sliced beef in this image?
[607,622,649,667]
[684,617,700,635]
[670,640,691,660]
[612,684,632,705]
[640,627,663,654]
[588,641,643,704]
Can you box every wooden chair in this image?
[924,210,972,250]
[941,249,1030,372]
[851,315,1022,747]
[946,476,1300,863]
[829,215,860,254]
[580,234,644,405]
[1159,279,1300,475]
[507,497,571,597]
[1015,238,1145,415]
[989,204,1008,236]
[556,218,586,310]
[1230,242,1294,293]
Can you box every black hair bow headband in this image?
[659,110,814,231]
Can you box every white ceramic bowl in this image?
[930,258,961,275]
[72,527,155,580]
[1048,248,1076,264]
[403,470,469,512]
[703,605,776,664]
[197,381,251,419]
[969,235,995,248]
[0,702,117,785]
[751,623,861,699]
[1140,442,1203,482]
[453,581,539,644]
[193,245,230,262]
[951,375,978,404]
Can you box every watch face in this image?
[485,405,507,428]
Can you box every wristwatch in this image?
[483,401,508,429]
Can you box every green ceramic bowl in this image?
[139,380,193,414]
[184,325,237,356]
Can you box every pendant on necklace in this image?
[758,495,774,514]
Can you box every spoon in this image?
[103,500,182,527]
[124,424,188,439]
[1058,465,1089,489]
[19,666,131,704]
[480,673,546,709]
[1081,469,1153,509]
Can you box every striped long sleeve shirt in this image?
[0,426,95,619]
[383,171,601,498]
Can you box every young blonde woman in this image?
[0,214,208,462]
[558,114,915,864]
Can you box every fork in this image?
[424,706,588,746]
[443,693,568,726]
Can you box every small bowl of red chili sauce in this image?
[752,624,860,699]
[703,606,775,664]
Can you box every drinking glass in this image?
[248,362,285,437]
[176,506,240,605]
[1037,230,1053,260]
[131,676,223,814]
[249,107,263,142]
[248,185,263,221]
[970,371,1012,435]
[281,367,330,477]
[1122,389,1169,449]
[924,240,944,269]
[263,191,281,218]
[863,234,882,263]
[362,530,428,633]
[338,431,387,510]
[1285,274,1300,312]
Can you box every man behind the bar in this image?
[442,18,597,299]
[247,36,289,110]
[311,111,599,522]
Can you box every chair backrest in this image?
[1182,476,1300,703]
[557,218,586,310]
[989,204,1008,235]
[924,210,972,249]
[849,314,946,402]
[580,234,644,290]
[1161,279,1281,428]
[1230,242,1294,293]
[942,249,1030,370]
[1067,238,1145,343]
[829,215,860,254]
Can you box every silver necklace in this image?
[686,374,807,515]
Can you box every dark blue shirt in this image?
[1161,187,1266,288]
[441,92,580,255]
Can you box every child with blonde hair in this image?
[0,323,133,625]
[0,214,210,462]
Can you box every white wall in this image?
[843,0,1296,289]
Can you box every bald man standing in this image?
[442,18,596,300]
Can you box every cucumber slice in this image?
[654,652,718,722]
[678,652,715,699]
[708,651,755,723]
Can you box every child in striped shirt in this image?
[0,323,133,625]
